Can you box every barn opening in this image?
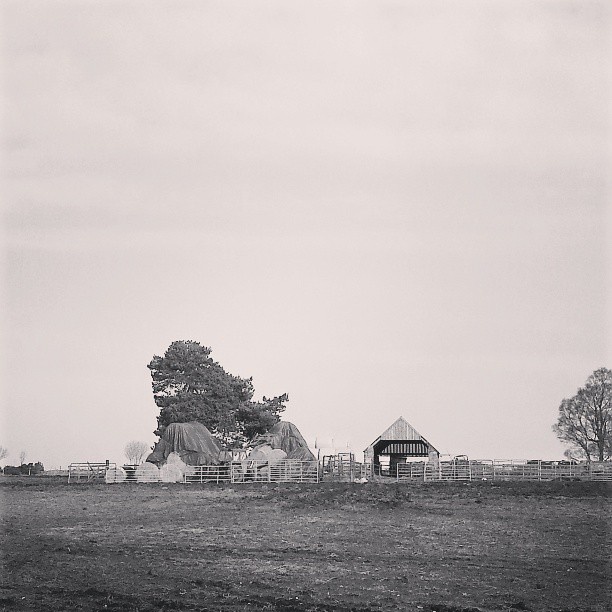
[364,416,439,476]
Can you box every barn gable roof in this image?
[378,416,424,441]
[364,416,438,455]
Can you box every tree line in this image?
[146,341,611,461]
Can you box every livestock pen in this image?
[395,459,612,482]
[65,457,612,485]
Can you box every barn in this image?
[364,416,439,476]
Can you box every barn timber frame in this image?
[364,416,439,476]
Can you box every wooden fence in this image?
[68,462,116,482]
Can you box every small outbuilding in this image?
[364,416,439,475]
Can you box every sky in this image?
[1,0,610,469]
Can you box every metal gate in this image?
[184,460,320,484]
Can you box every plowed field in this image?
[1,479,610,611]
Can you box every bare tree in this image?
[124,441,149,465]
[0,446,8,461]
[563,449,578,462]
[19,450,26,466]
[553,368,612,462]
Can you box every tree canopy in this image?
[553,367,612,462]
[148,341,287,447]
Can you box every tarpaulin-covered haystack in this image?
[232,421,316,482]
[233,444,287,482]
[146,422,223,466]
[251,421,316,461]
[248,445,287,463]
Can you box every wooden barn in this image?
[364,416,439,475]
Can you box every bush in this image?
[2,462,44,476]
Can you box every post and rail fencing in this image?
[68,462,115,482]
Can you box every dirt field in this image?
[1,478,610,612]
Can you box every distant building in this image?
[364,416,439,475]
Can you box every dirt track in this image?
[1,479,611,612]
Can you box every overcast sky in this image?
[2,0,610,469]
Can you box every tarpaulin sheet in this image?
[147,422,222,466]
[252,421,316,461]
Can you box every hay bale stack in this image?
[104,467,127,484]
[146,422,223,466]
[252,421,316,461]
[159,454,186,482]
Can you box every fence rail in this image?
[72,457,611,485]
[185,460,320,484]
[396,460,612,482]
[321,455,372,481]
[68,462,116,482]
